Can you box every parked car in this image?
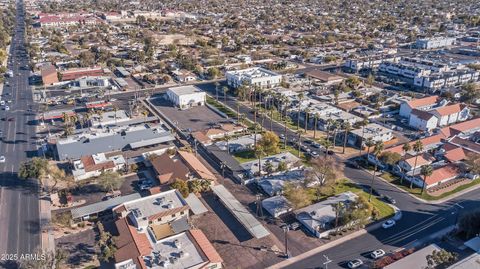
[288,222,301,230]
[382,219,396,229]
[0,156,5,163]
[347,259,363,268]
[383,195,396,204]
[371,249,386,259]
[312,142,322,149]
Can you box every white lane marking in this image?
[454,203,464,209]
[12,119,17,152]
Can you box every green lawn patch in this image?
[380,172,399,183]
[232,150,256,163]
[391,178,480,201]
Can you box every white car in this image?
[4,106,9,111]
[382,219,396,229]
[347,259,363,268]
[371,249,386,259]
[0,156,5,163]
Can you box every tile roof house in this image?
[409,109,438,131]
[430,104,470,127]
[399,96,440,118]
[400,153,436,175]
[40,64,59,85]
[72,153,126,181]
[423,164,460,189]
[150,153,190,185]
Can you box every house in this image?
[262,196,293,218]
[439,117,480,137]
[399,96,440,118]
[177,150,216,181]
[215,134,261,152]
[430,104,470,127]
[295,192,358,238]
[399,153,436,175]
[348,123,394,148]
[40,64,58,85]
[225,67,282,89]
[114,222,223,269]
[256,170,310,196]
[71,193,141,222]
[72,153,126,181]
[166,85,206,110]
[409,109,438,131]
[112,190,190,231]
[192,123,246,145]
[408,164,460,189]
[172,69,196,82]
[150,153,190,185]
[241,152,302,178]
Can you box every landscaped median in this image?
[380,172,480,201]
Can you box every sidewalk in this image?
[39,198,55,253]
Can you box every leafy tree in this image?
[257,131,280,155]
[464,153,480,175]
[207,67,220,79]
[283,182,312,209]
[171,180,189,198]
[309,156,340,186]
[18,158,49,184]
[426,249,458,268]
[378,152,402,167]
[410,140,424,189]
[277,161,287,172]
[461,83,480,104]
[187,179,211,194]
[96,171,124,193]
[459,210,480,239]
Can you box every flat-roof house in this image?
[384,244,442,269]
[59,66,105,81]
[304,69,344,85]
[349,123,394,148]
[166,85,206,110]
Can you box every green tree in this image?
[207,67,220,79]
[18,157,49,184]
[283,182,312,209]
[378,151,402,168]
[257,131,280,155]
[97,171,124,194]
[461,83,480,104]
[369,141,384,201]
[171,180,189,198]
[464,153,480,175]
[400,143,412,184]
[426,249,458,268]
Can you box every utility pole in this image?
[323,255,332,269]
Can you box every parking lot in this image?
[150,94,232,132]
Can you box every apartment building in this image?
[225,67,282,89]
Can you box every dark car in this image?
[346,160,360,169]
[369,188,381,197]
[383,195,396,204]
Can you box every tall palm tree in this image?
[222,86,229,103]
[331,121,339,150]
[400,143,412,184]
[420,164,433,195]
[283,98,290,149]
[304,108,310,132]
[369,141,384,201]
[313,113,318,139]
[297,92,304,130]
[358,117,369,156]
[223,134,231,154]
[364,138,375,160]
[215,81,220,101]
[410,140,424,189]
[297,130,303,157]
[342,122,351,154]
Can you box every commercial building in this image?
[348,123,394,148]
[59,66,106,81]
[225,67,282,89]
[38,13,100,28]
[166,85,206,110]
[384,244,442,269]
[53,124,175,161]
[304,69,344,85]
[344,56,399,72]
[415,37,456,49]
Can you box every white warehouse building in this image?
[415,37,456,49]
[166,85,206,110]
[225,67,282,89]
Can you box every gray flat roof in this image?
[212,185,270,239]
[71,193,141,219]
[185,193,208,215]
[385,244,441,269]
[129,135,175,149]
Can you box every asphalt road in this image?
[0,0,40,264]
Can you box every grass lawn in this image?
[232,150,256,163]
[380,172,399,183]
[391,178,480,201]
[331,179,395,219]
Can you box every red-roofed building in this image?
[39,13,101,28]
[431,104,470,127]
[41,64,58,85]
[400,96,440,118]
[60,66,105,81]
[444,147,468,163]
[423,165,460,189]
[440,118,480,137]
[399,153,435,174]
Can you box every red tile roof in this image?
[404,153,435,168]
[406,96,440,108]
[424,165,460,186]
[433,104,463,117]
[444,147,467,162]
[150,153,189,184]
[189,229,223,264]
[384,134,445,155]
[449,118,480,134]
[114,218,152,266]
[411,109,435,121]
[178,151,216,180]
[80,155,115,172]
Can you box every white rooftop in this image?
[168,85,204,96]
[121,190,187,220]
[227,67,280,79]
[144,232,205,269]
[350,123,392,139]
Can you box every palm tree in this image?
[223,134,231,154]
[400,143,412,184]
[410,140,424,189]
[369,141,384,201]
[283,98,290,149]
[420,165,433,195]
[223,86,229,102]
[113,106,118,125]
[358,117,369,156]
[304,108,310,132]
[365,138,375,161]
[297,92,304,130]
[313,113,318,139]
[297,130,303,157]
[331,121,339,150]
[215,81,220,101]
[321,140,333,158]
[342,122,351,154]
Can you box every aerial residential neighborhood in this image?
[0,0,480,269]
